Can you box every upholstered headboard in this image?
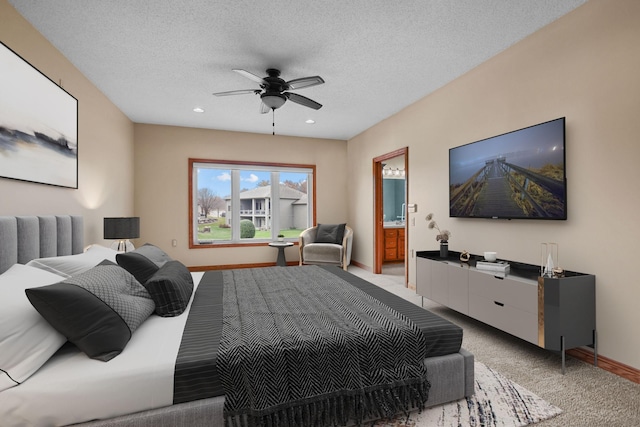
[0,215,83,274]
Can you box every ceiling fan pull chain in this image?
[272,109,275,135]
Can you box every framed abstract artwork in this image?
[0,41,78,189]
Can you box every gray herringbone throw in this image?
[218,266,430,427]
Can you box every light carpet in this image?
[372,361,562,427]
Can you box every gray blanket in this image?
[217,266,430,427]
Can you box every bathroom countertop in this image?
[383,222,405,229]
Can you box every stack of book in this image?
[476,260,510,275]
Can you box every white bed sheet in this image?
[0,272,204,427]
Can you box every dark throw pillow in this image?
[25,260,155,361]
[315,223,346,244]
[116,243,172,284]
[143,260,194,317]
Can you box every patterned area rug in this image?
[372,362,562,427]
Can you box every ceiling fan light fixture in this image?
[261,93,286,110]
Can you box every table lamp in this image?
[104,217,140,252]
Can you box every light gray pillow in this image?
[26,244,118,278]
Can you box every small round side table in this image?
[268,241,294,266]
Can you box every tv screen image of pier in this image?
[449,118,566,219]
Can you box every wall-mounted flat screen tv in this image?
[449,117,566,220]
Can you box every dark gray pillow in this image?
[25,260,154,361]
[116,243,172,284]
[315,223,346,244]
[143,260,193,317]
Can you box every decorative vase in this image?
[440,241,448,258]
[277,237,284,242]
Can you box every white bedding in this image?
[0,272,204,427]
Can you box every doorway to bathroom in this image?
[373,148,408,281]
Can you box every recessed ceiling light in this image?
[193,107,205,113]
[305,119,315,124]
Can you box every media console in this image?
[417,250,596,373]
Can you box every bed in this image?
[0,215,474,427]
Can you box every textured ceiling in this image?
[9,0,586,140]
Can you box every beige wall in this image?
[347,0,640,369]
[0,0,135,243]
[133,124,348,268]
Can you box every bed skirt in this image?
[73,349,474,427]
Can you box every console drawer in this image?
[469,295,538,344]
[468,270,538,314]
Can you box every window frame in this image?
[189,158,316,249]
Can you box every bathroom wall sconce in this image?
[382,167,405,177]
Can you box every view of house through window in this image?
[191,160,314,246]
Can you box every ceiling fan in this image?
[213,68,324,113]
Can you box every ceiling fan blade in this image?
[212,89,257,96]
[284,92,322,110]
[259,101,270,114]
[233,69,266,84]
[286,76,325,90]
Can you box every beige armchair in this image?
[299,224,353,270]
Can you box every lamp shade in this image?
[104,217,140,240]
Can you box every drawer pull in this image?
[494,276,504,280]
[494,301,505,307]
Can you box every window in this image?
[190,159,315,247]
